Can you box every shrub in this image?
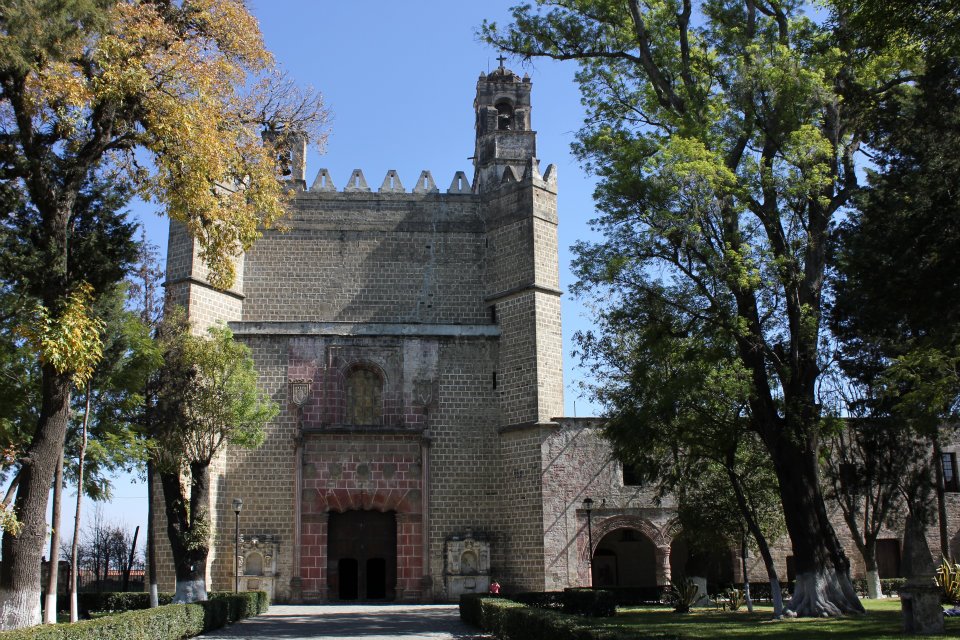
[209,591,269,620]
[881,578,906,595]
[725,588,746,611]
[76,592,174,613]
[666,578,699,614]
[937,559,960,604]
[561,589,617,617]
[460,594,485,627]
[579,586,665,606]
[0,592,268,640]
[512,592,565,611]
[459,596,678,640]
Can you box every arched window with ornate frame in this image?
[346,366,383,426]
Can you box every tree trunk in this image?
[43,450,64,624]
[69,387,90,623]
[147,460,159,607]
[772,442,864,616]
[753,511,784,618]
[741,535,753,613]
[725,463,782,618]
[932,436,950,560]
[0,368,72,630]
[160,461,211,603]
[123,526,139,592]
[863,539,883,599]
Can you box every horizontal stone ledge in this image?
[497,420,561,436]
[484,283,563,303]
[228,321,501,338]
[302,425,430,440]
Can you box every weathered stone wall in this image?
[542,418,960,594]
[240,192,486,325]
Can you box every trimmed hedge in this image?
[504,590,616,618]
[75,592,173,613]
[561,589,617,617]
[851,578,907,597]
[460,596,678,640]
[1,592,268,640]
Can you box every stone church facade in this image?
[159,65,954,602]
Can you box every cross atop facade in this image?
[497,54,508,69]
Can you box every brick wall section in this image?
[483,179,563,426]
[544,419,960,592]
[209,336,292,595]
[426,339,501,599]
[496,426,547,591]
[240,193,487,325]
[540,420,676,589]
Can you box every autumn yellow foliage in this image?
[10,0,327,288]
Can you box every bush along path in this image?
[0,591,268,640]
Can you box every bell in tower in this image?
[473,55,536,192]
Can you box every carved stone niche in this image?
[237,533,280,603]
[444,529,491,599]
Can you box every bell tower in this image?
[473,57,535,192]
[476,59,563,428]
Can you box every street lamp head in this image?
[233,497,243,514]
[582,497,594,512]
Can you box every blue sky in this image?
[88,0,605,548]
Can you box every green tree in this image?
[820,416,926,598]
[0,0,325,627]
[484,0,912,615]
[149,316,277,603]
[676,442,786,615]
[65,283,159,621]
[830,0,959,557]
[577,310,786,616]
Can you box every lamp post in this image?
[582,497,594,583]
[233,497,243,593]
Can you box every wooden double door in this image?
[327,510,397,601]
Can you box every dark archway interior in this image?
[328,510,397,600]
[591,527,657,587]
[669,537,735,591]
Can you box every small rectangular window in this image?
[943,452,959,492]
[492,371,498,389]
[622,462,642,487]
[490,305,498,324]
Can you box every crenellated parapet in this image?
[298,165,555,197]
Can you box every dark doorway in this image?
[338,558,359,600]
[367,558,387,599]
[877,539,902,578]
[328,510,397,601]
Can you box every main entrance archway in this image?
[327,510,397,601]
[591,527,658,587]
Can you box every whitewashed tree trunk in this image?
[865,568,883,599]
[0,588,41,630]
[69,387,90,623]
[788,566,863,616]
[172,578,207,604]
[43,451,64,624]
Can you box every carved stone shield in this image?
[290,379,311,407]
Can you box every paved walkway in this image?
[200,604,491,640]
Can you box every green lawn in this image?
[601,598,960,640]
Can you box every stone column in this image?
[655,545,672,586]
